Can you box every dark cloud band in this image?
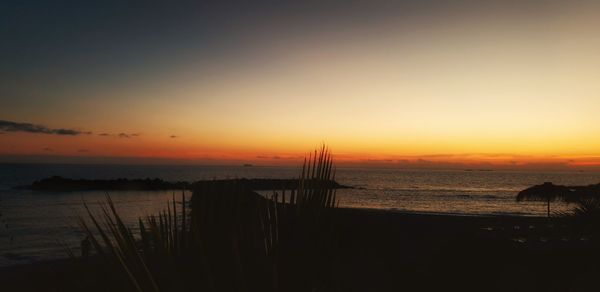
[0,120,90,136]
[118,133,139,138]
[96,132,139,138]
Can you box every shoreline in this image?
[0,208,556,268]
[2,209,580,291]
[340,206,555,218]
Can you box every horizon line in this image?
[2,154,600,172]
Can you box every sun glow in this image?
[2,1,600,169]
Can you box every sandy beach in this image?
[1,208,596,292]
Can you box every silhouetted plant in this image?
[78,145,339,292]
[260,145,338,291]
[561,198,600,238]
[79,194,160,292]
[572,199,600,220]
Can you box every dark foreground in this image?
[1,209,598,292]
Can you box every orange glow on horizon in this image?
[3,2,600,170]
[2,131,600,170]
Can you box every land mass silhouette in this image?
[17,176,350,191]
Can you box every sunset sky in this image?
[2,0,600,169]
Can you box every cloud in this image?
[170,135,178,138]
[43,147,53,152]
[366,158,393,162]
[256,155,303,160]
[97,132,141,138]
[0,120,90,136]
[117,133,140,138]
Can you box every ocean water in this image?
[1,163,599,267]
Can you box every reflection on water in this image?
[0,189,191,267]
[0,164,599,266]
[336,168,600,216]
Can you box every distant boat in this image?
[243,164,253,167]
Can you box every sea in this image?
[1,163,599,267]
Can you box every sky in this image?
[1,0,600,169]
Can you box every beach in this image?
[1,164,599,291]
[3,165,598,267]
[1,208,596,292]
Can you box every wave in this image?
[357,186,520,193]
[376,209,539,217]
